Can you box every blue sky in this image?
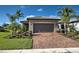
[0,5,79,25]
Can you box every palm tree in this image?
[7,9,23,36]
[15,9,24,21]
[6,14,16,35]
[15,9,24,33]
[58,7,75,35]
[58,7,75,22]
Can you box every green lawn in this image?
[0,32,32,50]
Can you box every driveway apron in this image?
[32,32,79,49]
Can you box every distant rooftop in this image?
[27,16,61,20]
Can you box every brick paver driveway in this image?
[32,32,79,49]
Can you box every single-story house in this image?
[21,16,79,33]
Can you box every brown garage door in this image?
[33,23,54,33]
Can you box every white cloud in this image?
[23,15,35,20]
[26,15,35,18]
[37,8,43,12]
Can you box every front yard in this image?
[0,32,32,50]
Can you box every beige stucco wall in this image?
[29,19,59,23]
[29,22,33,31]
[28,19,60,33]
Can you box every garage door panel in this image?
[33,23,54,33]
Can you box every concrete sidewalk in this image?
[0,48,79,53]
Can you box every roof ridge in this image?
[27,16,60,20]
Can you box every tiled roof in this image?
[27,16,60,20]
[20,21,28,24]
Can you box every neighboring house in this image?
[0,26,5,32]
[21,16,79,33]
